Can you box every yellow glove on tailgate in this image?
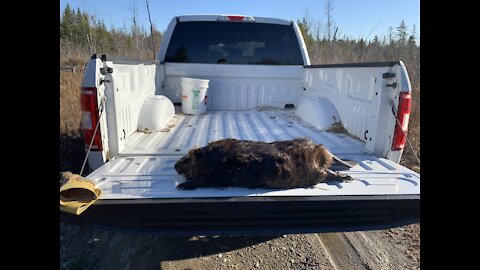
[59,172,101,215]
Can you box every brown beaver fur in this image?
[175,138,338,190]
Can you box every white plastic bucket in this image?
[180,77,209,114]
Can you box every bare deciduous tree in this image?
[325,0,334,41]
[145,0,155,60]
[128,0,142,58]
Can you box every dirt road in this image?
[60,223,419,270]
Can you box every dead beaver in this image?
[175,138,349,190]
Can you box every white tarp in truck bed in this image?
[88,108,420,199]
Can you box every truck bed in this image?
[88,107,420,199]
[122,107,365,156]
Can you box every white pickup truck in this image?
[62,15,420,235]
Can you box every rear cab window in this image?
[165,21,304,65]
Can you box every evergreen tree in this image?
[297,18,315,52]
[60,4,74,41]
[407,35,416,47]
[408,24,417,47]
[397,20,408,45]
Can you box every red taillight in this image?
[80,87,103,151]
[391,92,412,151]
[228,16,244,21]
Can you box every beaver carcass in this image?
[175,138,350,190]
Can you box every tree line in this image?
[297,17,419,65]
[60,3,163,63]
[60,4,419,70]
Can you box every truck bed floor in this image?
[89,108,420,199]
[121,108,364,156]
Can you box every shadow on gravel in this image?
[155,234,279,261]
[60,133,90,174]
[60,222,279,269]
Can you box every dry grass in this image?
[326,122,362,141]
[60,68,88,173]
[60,71,82,135]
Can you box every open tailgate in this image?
[61,153,419,235]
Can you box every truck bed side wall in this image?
[302,62,407,161]
[104,61,160,157]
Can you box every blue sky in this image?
[60,0,420,41]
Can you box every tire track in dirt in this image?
[343,225,420,270]
[315,233,368,270]
[313,225,419,270]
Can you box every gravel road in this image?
[60,222,419,270]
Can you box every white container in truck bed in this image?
[87,107,419,199]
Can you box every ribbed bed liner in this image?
[89,107,420,199]
[121,107,365,156]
